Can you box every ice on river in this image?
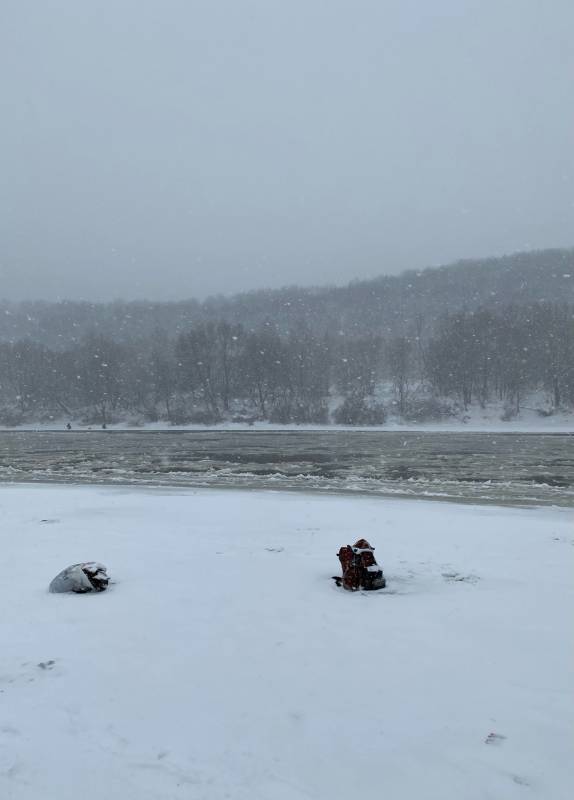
[0,484,572,799]
[1,430,573,507]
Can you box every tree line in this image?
[0,302,572,426]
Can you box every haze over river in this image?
[0,430,572,508]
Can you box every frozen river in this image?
[0,429,572,507]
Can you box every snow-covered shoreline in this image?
[1,417,573,434]
[1,484,572,799]
[3,390,573,435]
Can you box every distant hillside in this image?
[1,248,573,346]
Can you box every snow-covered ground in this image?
[2,414,574,433]
[1,485,572,800]
[3,392,573,433]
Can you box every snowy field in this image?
[1,484,573,800]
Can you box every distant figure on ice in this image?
[333,539,386,591]
[66,422,72,430]
[49,562,109,594]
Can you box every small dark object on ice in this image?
[37,660,56,670]
[49,562,109,594]
[333,539,386,591]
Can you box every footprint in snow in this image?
[442,572,480,584]
[0,660,59,691]
[485,732,506,745]
[511,774,530,786]
[1,726,21,737]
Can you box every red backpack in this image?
[334,539,386,591]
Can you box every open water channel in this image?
[0,430,572,507]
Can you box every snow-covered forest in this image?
[1,249,573,426]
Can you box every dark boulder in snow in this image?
[49,562,109,593]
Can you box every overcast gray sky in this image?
[1,0,572,302]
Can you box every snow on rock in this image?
[48,562,109,593]
[0,484,572,799]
